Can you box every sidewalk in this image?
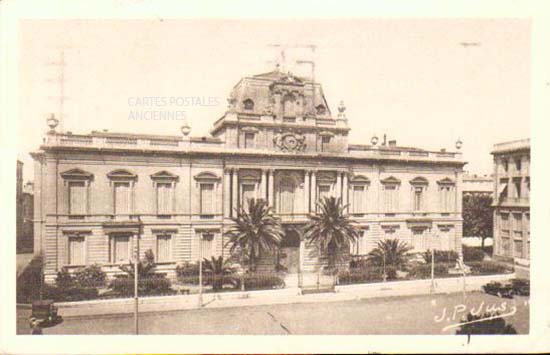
[32,273,516,319]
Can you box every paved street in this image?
[18,291,529,335]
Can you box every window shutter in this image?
[157,235,171,262]
[69,181,87,215]
[69,236,85,265]
[115,182,130,215]
[200,183,214,214]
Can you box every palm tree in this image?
[303,196,360,270]
[367,239,413,279]
[225,198,285,272]
[202,256,236,291]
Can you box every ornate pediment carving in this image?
[273,131,306,152]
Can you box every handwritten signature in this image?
[434,301,518,332]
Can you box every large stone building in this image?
[463,173,493,197]
[31,69,465,282]
[491,138,530,264]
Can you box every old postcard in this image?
[1,0,549,354]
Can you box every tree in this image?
[463,193,494,250]
[225,199,285,272]
[456,312,517,335]
[368,239,413,279]
[303,197,361,269]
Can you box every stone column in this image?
[342,172,349,207]
[336,171,342,202]
[303,170,310,214]
[231,168,239,216]
[311,170,317,211]
[223,168,231,218]
[268,169,275,207]
[260,169,267,202]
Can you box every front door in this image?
[280,228,301,273]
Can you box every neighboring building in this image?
[491,138,530,264]
[31,69,466,282]
[16,161,34,253]
[463,173,493,197]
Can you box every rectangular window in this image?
[156,234,172,262]
[515,158,522,172]
[241,184,256,211]
[199,233,215,260]
[413,186,423,211]
[200,183,215,214]
[68,181,87,215]
[513,179,522,198]
[439,185,454,212]
[501,237,510,256]
[318,184,331,200]
[501,213,510,230]
[351,185,365,213]
[513,213,522,231]
[321,136,331,152]
[156,182,173,215]
[114,182,131,215]
[502,159,509,173]
[350,230,367,255]
[383,185,398,212]
[244,132,255,149]
[110,235,130,263]
[514,240,523,258]
[68,236,85,265]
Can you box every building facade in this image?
[32,70,465,281]
[491,139,530,263]
[463,173,493,197]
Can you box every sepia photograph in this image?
[1,0,549,354]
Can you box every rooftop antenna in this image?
[46,46,71,132]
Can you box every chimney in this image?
[388,140,397,148]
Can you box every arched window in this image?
[243,98,254,111]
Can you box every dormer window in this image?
[316,104,326,115]
[243,99,254,111]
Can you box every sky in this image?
[18,19,530,180]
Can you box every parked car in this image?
[29,300,60,327]
[482,281,514,298]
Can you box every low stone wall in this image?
[38,272,517,318]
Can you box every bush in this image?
[74,264,106,288]
[55,268,75,289]
[109,274,173,296]
[176,262,200,284]
[338,268,384,285]
[462,245,485,262]
[232,274,285,290]
[43,284,99,302]
[469,261,512,275]
[423,250,459,264]
[407,263,452,279]
[456,312,517,334]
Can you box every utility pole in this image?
[430,249,435,293]
[46,47,71,132]
[134,216,142,335]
